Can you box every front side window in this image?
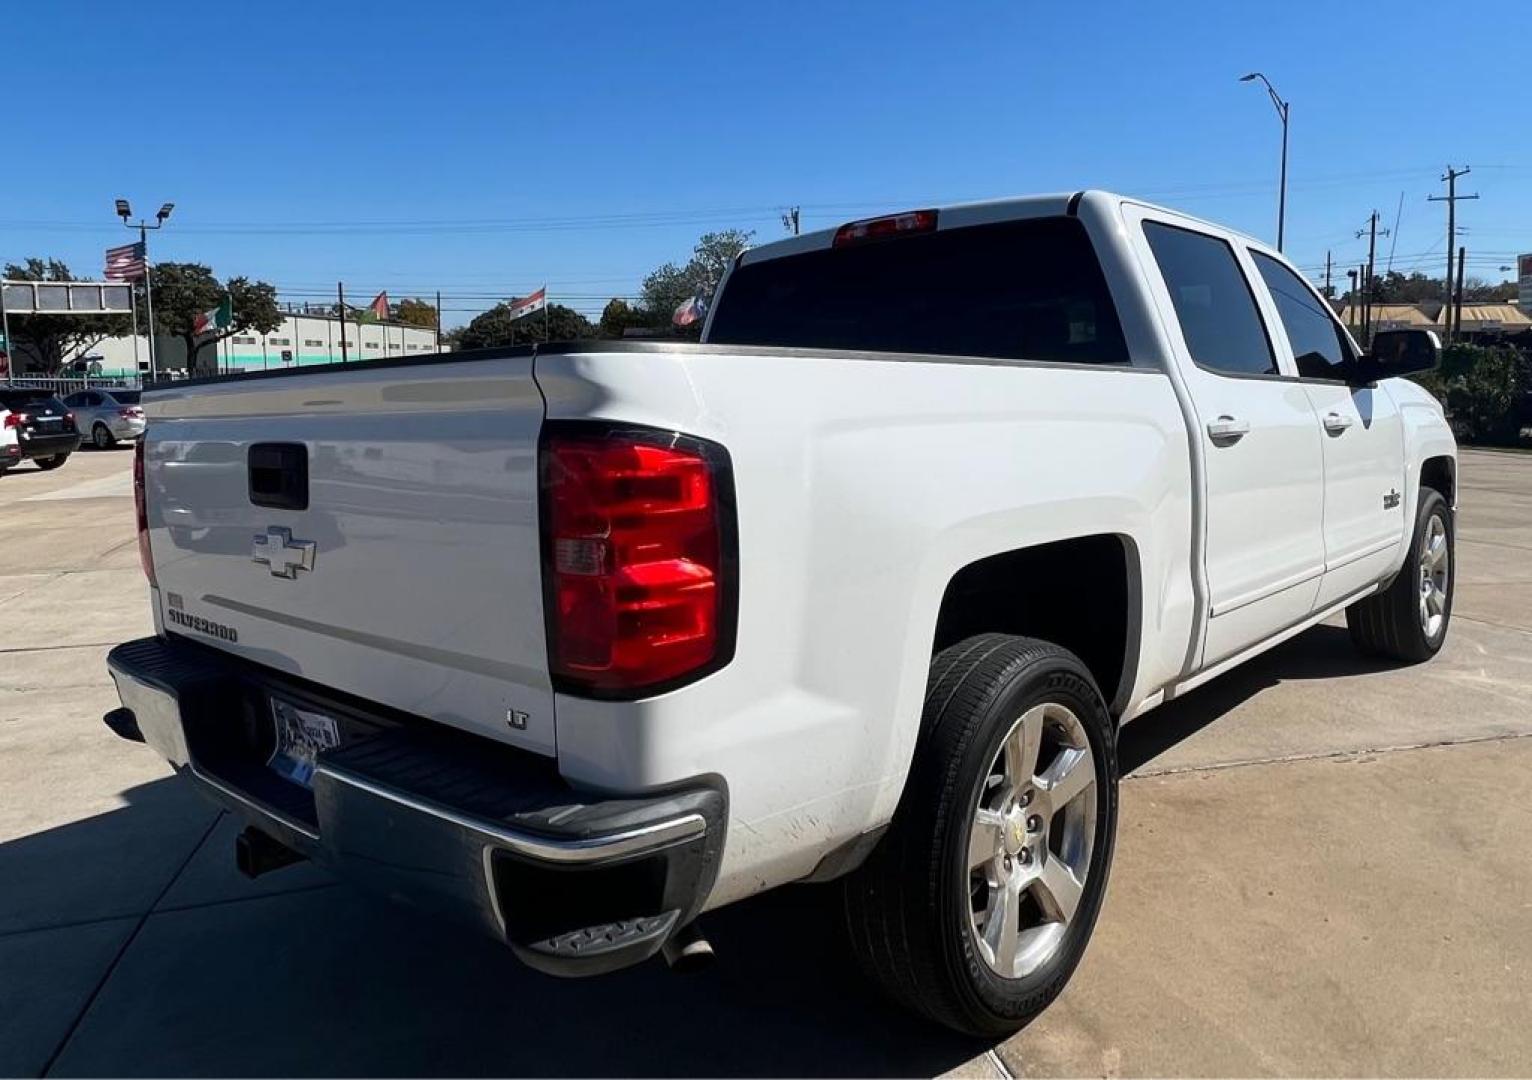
[1143,222,1276,377]
[1250,251,1355,379]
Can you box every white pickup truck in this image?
[105,191,1456,1036]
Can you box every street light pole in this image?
[116,199,175,382]
[1240,72,1290,252]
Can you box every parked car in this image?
[0,387,80,473]
[103,191,1456,1037]
[63,388,146,449]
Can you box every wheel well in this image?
[1420,456,1454,507]
[931,534,1139,717]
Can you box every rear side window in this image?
[1143,222,1276,377]
[0,390,65,410]
[1249,252,1355,379]
[707,216,1129,365]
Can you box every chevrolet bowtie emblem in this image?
[252,526,316,579]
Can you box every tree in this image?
[396,297,438,328]
[639,229,753,323]
[150,262,283,374]
[596,298,657,339]
[1418,343,1531,445]
[456,302,594,350]
[2,258,130,374]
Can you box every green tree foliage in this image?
[1361,271,1517,306]
[596,298,659,339]
[396,298,438,328]
[638,229,753,323]
[1414,343,1531,445]
[2,258,131,373]
[456,302,594,350]
[150,262,282,374]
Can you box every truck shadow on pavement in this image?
[9,623,1396,1078]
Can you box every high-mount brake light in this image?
[133,439,155,586]
[540,425,736,697]
[832,209,938,247]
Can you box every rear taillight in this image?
[133,439,155,586]
[63,411,75,428]
[832,208,938,247]
[4,412,28,429]
[119,407,143,419]
[540,425,736,697]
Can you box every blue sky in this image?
[3,0,1528,327]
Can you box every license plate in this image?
[268,698,341,788]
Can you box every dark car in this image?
[0,387,82,473]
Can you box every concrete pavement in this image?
[1,447,1529,1076]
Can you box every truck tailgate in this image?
[140,354,555,755]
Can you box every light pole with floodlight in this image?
[116,199,174,381]
[1239,72,1289,252]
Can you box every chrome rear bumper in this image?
[106,635,725,976]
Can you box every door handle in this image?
[1323,411,1354,434]
[1206,415,1251,441]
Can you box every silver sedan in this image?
[62,388,147,449]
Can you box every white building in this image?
[64,312,443,379]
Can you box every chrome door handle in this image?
[1206,415,1251,441]
[1323,411,1354,434]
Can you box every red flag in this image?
[368,291,389,319]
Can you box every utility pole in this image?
[781,206,801,236]
[1428,166,1478,342]
[435,290,442,353]
[1347,268,1360,334]
[1454,246,1467,339]
[1323,251,1332,299]
[337,282,348,362]
[1356,211,1390,346]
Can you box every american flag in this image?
[104,242,146,281]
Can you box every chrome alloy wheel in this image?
[1419,512,1450,639]
[966,702,1097,979]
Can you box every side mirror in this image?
[1358,328,1441,382]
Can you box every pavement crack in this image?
[38,810,225,1078]
[1129,729,1532,780]
[1453,613,1532,637]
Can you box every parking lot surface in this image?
[2,447,1529,1077]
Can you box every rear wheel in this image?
[842,634,1118,1037]
[35,454,69,471]
[1346,487,1453,662]
[92,423,115,450]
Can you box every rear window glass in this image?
[0,390,66,410]
[109,390,142,404]
[707,216,1129,365]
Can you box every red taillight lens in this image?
[133,439,156,586]
[119,407,143,419]
[540,426,735,696]
[832,208,938,247]
[63,411,75,427]
[4,412,28,429]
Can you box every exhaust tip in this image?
[102,707,144,743]
[235,826,307,879]
[661,921,715,974]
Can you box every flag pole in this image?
[128,285,141,383]
[140,225,158,382]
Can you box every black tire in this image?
[92,423,115,450]
[34,454,69,471]
[842,633,1119,1037]
[1346,487,1453,662]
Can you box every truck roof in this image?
[737,190,1265,268]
